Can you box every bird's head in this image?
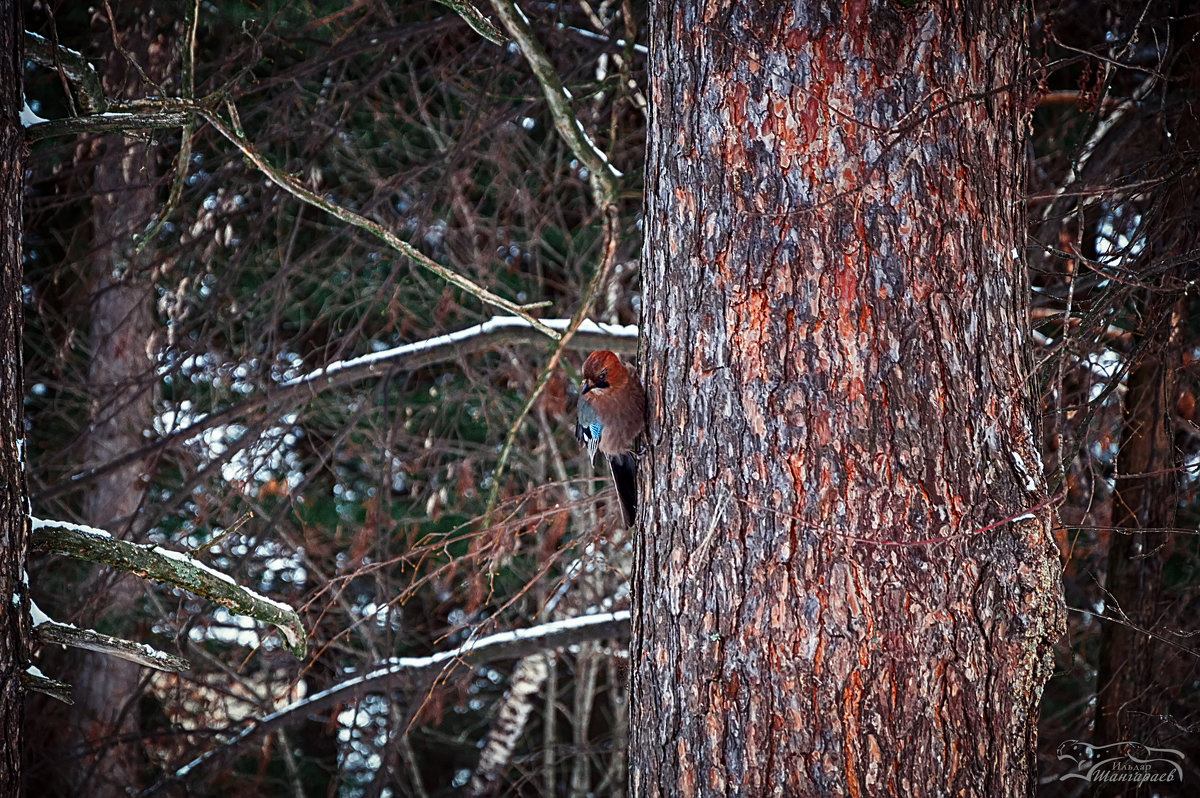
[580,350,626,397]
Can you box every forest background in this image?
[6,0,1199,795]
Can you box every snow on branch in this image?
[288,316,639,388]
[22,30,190,141]
[34,619,190,673]
[21,668,73,705]
[24,30,107,113]
[148,610,630,793]
[37,315,637,504]
[30,518,306,658]
[24,109,189,142]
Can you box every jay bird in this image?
[575,350,645,527]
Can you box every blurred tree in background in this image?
[10,0,1200,795]
[1030,2,1200,791]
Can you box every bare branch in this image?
[24,110,188,141]
[433,0,506,45]
[195,106,563,340]
[487,0,620,205]
[137,0,200,250]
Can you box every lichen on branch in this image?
[30,518,306,658]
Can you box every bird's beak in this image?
[580,379,593,395]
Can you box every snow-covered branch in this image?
[33,617,190,673]
[37,316,638,503]
[24,109,189,142]
[289,315,638,388]
[21,668,73,705]
[24,30,107,113]
[30,518,306,658]
[147,610,630,793]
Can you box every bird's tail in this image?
[608,452,637,528]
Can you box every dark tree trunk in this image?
[0,0,27,793]
[1094,8,1199,760]
[1094,296,1180,754]
[633,2,1064,796]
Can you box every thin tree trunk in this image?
[469,653,551,797]
[1094,296,1181,755]
[634,2,1064,796]
[0,0,28,792]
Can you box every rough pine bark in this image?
[0,0,27,793]
[633,2,1064,796]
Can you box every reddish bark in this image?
[633,2,1064,795]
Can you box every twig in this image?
[137,0,200,251]
[434,0,506,45]
[189,511,254,557]
[196,106,561,339]
[487,0,620,206]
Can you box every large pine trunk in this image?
[0,0,27,792]
[633,2,1064,795]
